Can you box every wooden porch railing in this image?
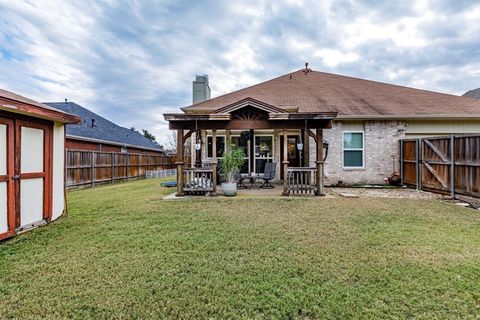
[286,167,318,195]
[183,168,214,194]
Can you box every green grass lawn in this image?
[1,179,479,319]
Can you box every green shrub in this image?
[219,148,245,183]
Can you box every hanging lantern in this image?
[194,120,201,151]
[297,119,305,151]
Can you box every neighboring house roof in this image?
[182,69,480,119]
[463,88,480,100]
[0,88,79,123]
[45,102,163,152]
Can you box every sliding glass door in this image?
[254,135,273,174]
[231,135,250,174]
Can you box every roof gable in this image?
[212,97,292,115]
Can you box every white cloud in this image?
[314,49,359,67]
[0,0,479,144]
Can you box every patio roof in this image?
[164,97,337,130]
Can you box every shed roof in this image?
[0,88,79,123]
[182,69,480,119]
[45,102,163,152]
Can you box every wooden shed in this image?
[0,89,79,240]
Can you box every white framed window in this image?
[343,131,364,169]
[206,135,225,158]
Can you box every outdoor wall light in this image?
[194,120,201,151]
[297,142,304,151]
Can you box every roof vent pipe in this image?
[303,62,311,75]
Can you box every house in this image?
[164,67,480,195]
[463,88,480,100]
[45,101,164,154]
[0,89,80,240]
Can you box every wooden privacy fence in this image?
[66,150,176,188]
[400,135,480,199]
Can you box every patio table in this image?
[246,173,261,189]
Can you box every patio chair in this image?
[259,162,276,189]
[234,169,248,189]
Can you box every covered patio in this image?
[164,98,337,196]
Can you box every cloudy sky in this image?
[0,0,479,144]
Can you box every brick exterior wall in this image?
[310,120,406,185]
[66,138,164,155]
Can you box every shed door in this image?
[0,117,15,239]
[15,120,52,230]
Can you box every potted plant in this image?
[219,147,245,196]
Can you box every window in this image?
[207,136,225,158]
[343,132,364,168]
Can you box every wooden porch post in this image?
[303,128,310,167]
[176,129,184,196]
[211,129,218,196]
[200,129,206,166]
[225,129,231,153]
[282,129,289,196]
[316,129,324,196]
[195,131,201,167]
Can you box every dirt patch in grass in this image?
[329,187,443,199]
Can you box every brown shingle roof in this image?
[182,69,480,117]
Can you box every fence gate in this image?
[420,137,453,194]
[400,135,480,199]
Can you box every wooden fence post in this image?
[137,155,141,179]
[450,135,455,199]
[126,153,129,181]
[400,140,404,184]
[91,151,95,187]
[418,138,423,190]
[415,139,420,190]
[111,152,114,184]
